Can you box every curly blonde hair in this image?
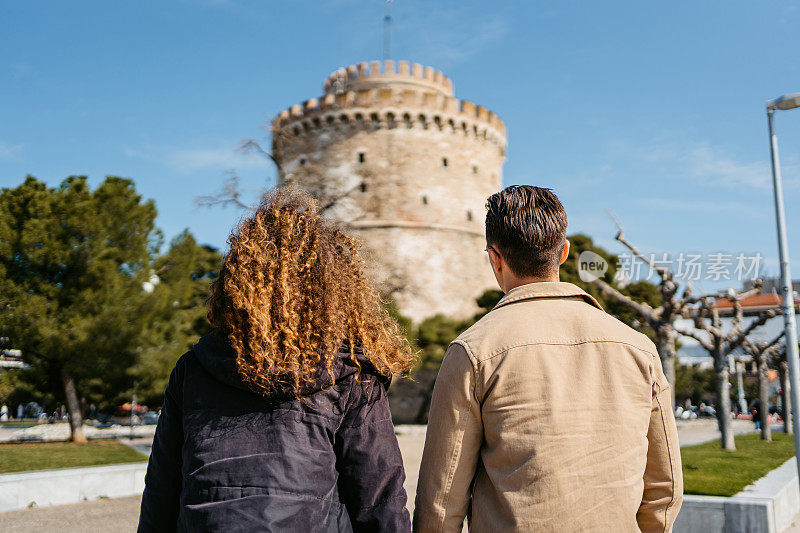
[207,187,416,397]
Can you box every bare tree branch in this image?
[194,173,258,211]
[591,277,657,325]
[764,330,786,352]
[318,183,364,214]
[675,325,714,352]
[240,139,280,171]
[606,210,671,280]
[727,310,778,353]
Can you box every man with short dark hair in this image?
[414,185,682,532]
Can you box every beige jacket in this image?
[414,282,682,533]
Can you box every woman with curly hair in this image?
[138,188,417,532]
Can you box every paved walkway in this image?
[0,495,143,533]
[0,422,155,443]
[0,420,794,532]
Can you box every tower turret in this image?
[272,60,506,322]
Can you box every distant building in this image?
[714,292,799,316]
[271,60,506,322]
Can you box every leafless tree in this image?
[195,172,258,211]
[675,287,777,450]
[196,133,368,221]
[590,216,697,408]
[742,332,785,441]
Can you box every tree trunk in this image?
[715,355,736,450]
[657,325,677,410]
[780,361,792,434]
[757,354,771,441]
[61,367,87,443]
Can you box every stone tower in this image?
[272,60,506,322]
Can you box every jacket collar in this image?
[493,281,604,311]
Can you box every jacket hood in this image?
[192,330,390,399]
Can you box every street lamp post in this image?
[766,93,800,484]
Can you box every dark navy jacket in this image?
[137,331,410,532]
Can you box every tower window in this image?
[442,157,448,167]
[422,195,428,205]
[466,210,473,221]
[360,182,367,193]
[358,152,365,163]
[472,165,478,174]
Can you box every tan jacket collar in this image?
[493,281,603,311]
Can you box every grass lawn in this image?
[682,432,795,496]
[0,421,39,428]
[0,440,147,474]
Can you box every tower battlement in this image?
[324,60,454,96]
[274,60,506,147]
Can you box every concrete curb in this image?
[0,462,149,512]
[675,458,800,533]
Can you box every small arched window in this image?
[466,210,473,222]
[472,165,478,174]
[422,195,429,205]
[442,157,448,168]
[358,152,366,163]
[360,182,367,193]
[299,157,307,166]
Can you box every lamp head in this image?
[767,93,800,111]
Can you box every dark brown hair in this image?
[485,185,567,278]
[206,187,416,398]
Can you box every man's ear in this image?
[488,246,503,273]
[558,240,570,266]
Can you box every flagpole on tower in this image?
[383,0,393,61]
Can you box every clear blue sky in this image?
[2,1,799,294]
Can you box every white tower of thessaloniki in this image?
[272,60,506,322]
